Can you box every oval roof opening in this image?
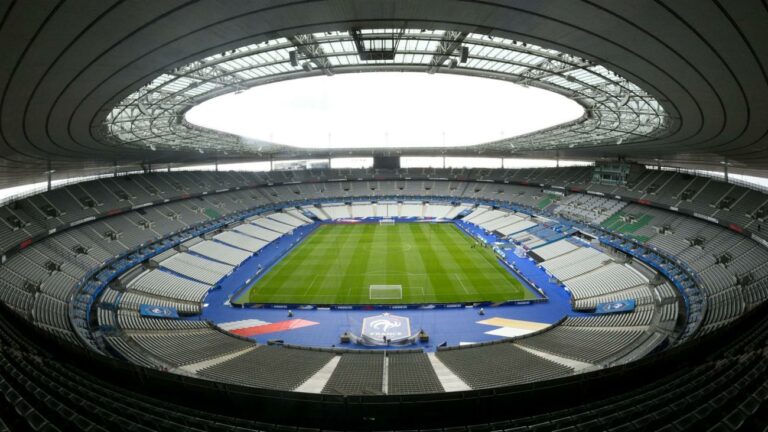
[186,72,584,149]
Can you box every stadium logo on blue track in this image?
[595,298,636,314]
[139,304,179,319]
[362,313,410,340]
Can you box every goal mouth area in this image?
[369,284,403,300]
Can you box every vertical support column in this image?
[724,161,729,183]
[113,161,118,177]
[215,159,219,172]
[269,156,274,172]
[46,160,52,192]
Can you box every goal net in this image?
[379,219,395,225]
[369,284,402,300]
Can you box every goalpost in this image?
[379,219,395,226]
[369,284,403,300]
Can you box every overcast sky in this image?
[186,72,584,149]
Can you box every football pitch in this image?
[242,222,538,304]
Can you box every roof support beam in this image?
[170,63,248,91]
[288,34,334,76]
[427,31,468,74]
[517,55,592,83]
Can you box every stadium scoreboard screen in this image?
[374,156,400,170]
[591,162,643,186]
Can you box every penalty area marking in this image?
[369,284,403,300]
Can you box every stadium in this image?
[0,1,767,430]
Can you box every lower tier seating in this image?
[436,343,573,389]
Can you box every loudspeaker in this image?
[289,50,298,67]
[459,46,469,63]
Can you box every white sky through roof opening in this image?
[186,72,584,149]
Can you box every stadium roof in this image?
[108,30,664,155]
[1,1,767,185]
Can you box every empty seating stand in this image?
[516,326,647,364]
[322,352,385,395]
[189,240,251,266]
[387,352,444,394]
[0,169,767,430]
[436,343,573,389]
[128,270,211,303]
[198,346,334,391]
[212,231,267,253]
[129,329,253,367]
[159,253,233,285]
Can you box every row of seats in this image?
[554,194,627,224]
[198,346,335,391]
[515,326,647,364]
[128,329,253,367]
[128,270,211,303]
[159,253,233,285]
[0,294,767,430]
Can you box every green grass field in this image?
[241,223,537,304]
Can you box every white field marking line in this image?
[362,270,427,277]
[454,273,470,294]
[302,274,319,296]
[261,294,342,298]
